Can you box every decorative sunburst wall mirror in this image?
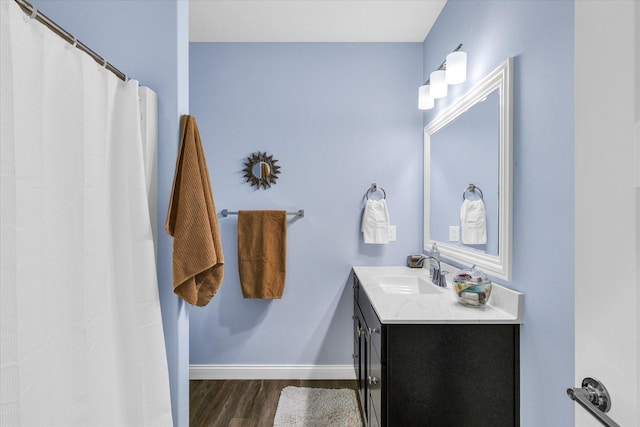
[243,151,281,189]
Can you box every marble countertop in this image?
[353,266,523,325]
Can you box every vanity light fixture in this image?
[446,48,467,84]
[430,69,448,99]
[418,43,466,110]
[418,83,434,110]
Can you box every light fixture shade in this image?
[418,84,434,110]
[430,70,447,98]
[446,50,467,84]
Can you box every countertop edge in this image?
[353,265,524,325]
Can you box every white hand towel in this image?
[460,199,487,245]
[361,199,391,244]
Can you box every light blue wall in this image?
[31,1,190,425]
[423,1,575,426]
[189,43,424,365]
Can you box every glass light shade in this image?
[430,70,447,98]
[446,50,467,84]
[418,84,434,110]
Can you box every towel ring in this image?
[366,183,386,200]
[462,184,484,201]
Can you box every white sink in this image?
[375,276,443,295]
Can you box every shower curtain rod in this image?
[14,0,127,82]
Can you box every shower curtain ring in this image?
[29,6,37,19]
[71,37,78,48]
[101,57,108,69]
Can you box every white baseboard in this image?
[189,364,356,380]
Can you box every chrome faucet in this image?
[414,255,448,287]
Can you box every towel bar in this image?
[221,209,304,218]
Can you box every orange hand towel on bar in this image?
[165,115,224,306]
[238,210,287,299]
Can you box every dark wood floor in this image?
[190,380,360,427]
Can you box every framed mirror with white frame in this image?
[424,57,513,280]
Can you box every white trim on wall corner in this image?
[189,365,356,380]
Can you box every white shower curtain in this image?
[0,2,172,426]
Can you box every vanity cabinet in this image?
[353,274,520,427]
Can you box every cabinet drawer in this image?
[353,273,362,303]
[359,291,383,358]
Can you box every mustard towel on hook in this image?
[165,115,224,306]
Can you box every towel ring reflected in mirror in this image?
[243,151,281,190]
[365,183,386,200]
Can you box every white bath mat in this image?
[273,386,362,427]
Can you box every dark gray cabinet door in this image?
[385,323,519,426]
